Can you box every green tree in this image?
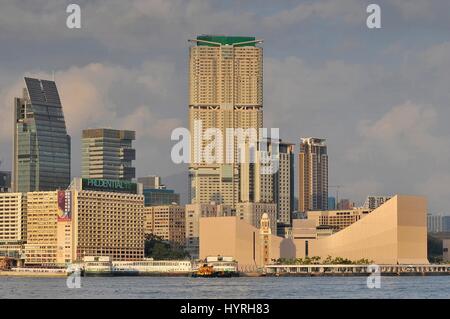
[144,234,190,260]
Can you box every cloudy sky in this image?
[1,0,450,212]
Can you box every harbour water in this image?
[0,276,449,299]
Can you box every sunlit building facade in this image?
[298,137,328,212]
[82,128,136,181]
[188,35,263,208]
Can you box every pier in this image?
[264,264,450,276]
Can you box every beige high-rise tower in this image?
[298,138,328,212]
[188,35,263,207]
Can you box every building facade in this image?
[235,202,277,235]
[144,205,185,247]
[143,188,180,206]
[274,142,294,226]
[82,128,136,181]
[327,197,336,210]
[363,196,392,210]
[337,199,354,210]
[200,195,429,267]
[138,176,163,189]
[427,214,443,233]
[13,77,71,193]
[25,191,59,265]
[240,141,295,227]
[139,176,180,206]
[185,203,234,258]
[298,137,328,212]
[0,193,27,259]
[427,214,450,233]
[25,179,145,266]
[301,208,371,234]
[188,35,263,208]
[443,239,450,262]
[70,189,144,262]
[0,171,11,193]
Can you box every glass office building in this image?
[143,188,180,206]
[13,77,71,192]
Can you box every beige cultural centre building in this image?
[199,195,429,268]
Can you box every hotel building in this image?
[188,35,263,208]
[24,178,145,266]
[144,205,185,247]
[82,128,136,181]
[13,77,71,192]
[298,137,328,212]
[69,188,144,262]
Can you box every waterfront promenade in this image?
[264,264,450,276]
[1,264,449,277]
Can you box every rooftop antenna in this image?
[52,70,55,81]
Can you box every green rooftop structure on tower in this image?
[195,35,258,47]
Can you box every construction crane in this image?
[329,185,344,208]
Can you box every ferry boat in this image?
[82,256,113,276]
[192,256,239,277]
[112,259,192,276]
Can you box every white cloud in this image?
[262,0,364,28]
[0,61,184,177]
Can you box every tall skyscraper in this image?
[82,128,136,181]
[298,137,328,212]
[275,142,295,225]
[240,140,294,226]
[13,77,71,192]
[188,35,263,208]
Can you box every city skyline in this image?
[1,1,450,212]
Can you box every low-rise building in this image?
[185,203,234,259]
[200,195,429,266]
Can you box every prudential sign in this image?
[81,178,138,194]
